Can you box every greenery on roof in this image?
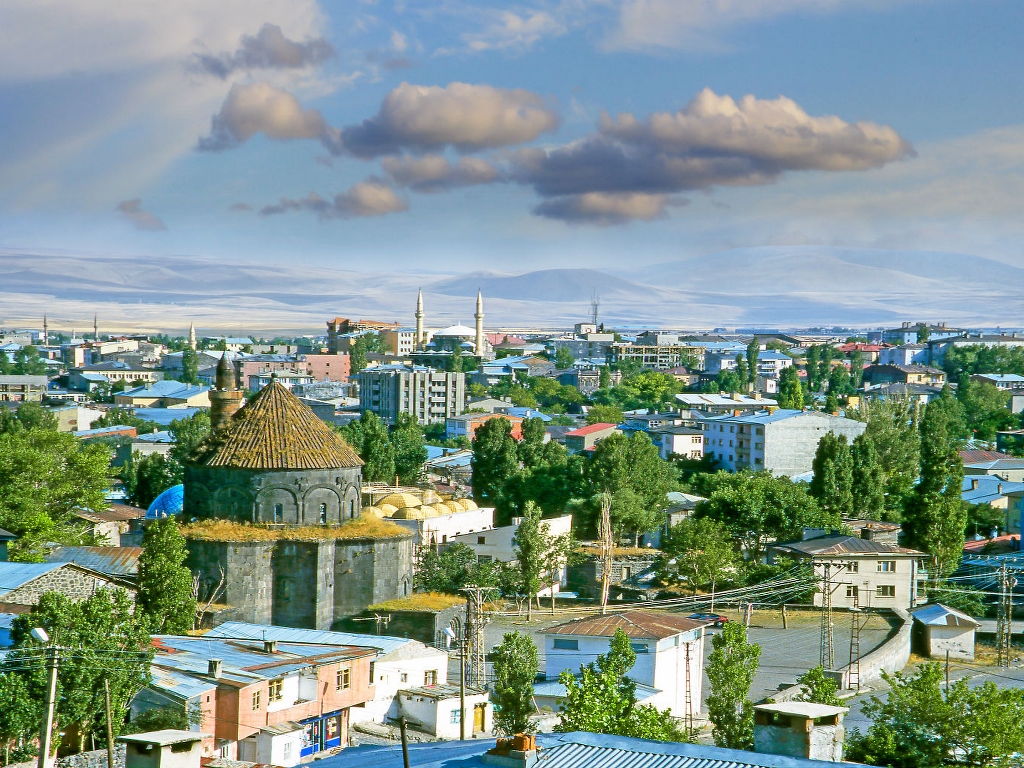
[182,517,408,542]
[367,592,464,612]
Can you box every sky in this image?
[2,0,1024,275]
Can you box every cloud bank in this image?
[259,180,407,219]
[382,155,500,192]
[196,23,334,78]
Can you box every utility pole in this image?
[461,586,489,690]
[997,563,1014,667]
[103,679,115,768]
[848,588,862,691]
[37,646,59,768]
[819,562,834,669]
[599,493,612,615]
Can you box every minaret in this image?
[188,322,197,350]
[474,289,484,356]
[415,289,425,350]
[209,355,244,431]
[93,314,99,342]
[42,315,48,346]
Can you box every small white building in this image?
[649,425,704,461]
[753,702,848,763]
[911,603,980,661]
[119,730,210,768]
[540,611,704,721]
[397,684,491,739]
[390,506,495,547]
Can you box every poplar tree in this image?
[776,366,804,410]
[746,340,760,385]
[706,621,761,750]
[138,516,197,633]
[809,432,854,519]
[491,632,539,736]
[851,433,886,520]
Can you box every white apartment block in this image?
[358,364,466,425]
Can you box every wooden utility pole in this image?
[599,493,612,615]
[37,647,59,768]
[103,679,115,768]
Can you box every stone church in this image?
[184,359,414,629]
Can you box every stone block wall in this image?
[0,566,135,610]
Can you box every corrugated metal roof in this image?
[532,678,660,702]
[205,621,415,657]
[773,535,922,557]
[911,603,980,628]
[542,611,704,639]
[43,546,142,577]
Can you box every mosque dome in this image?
[147,484,185,519]
[420,489,440,505]
[361,506,385,519]
[440,500,463,513]
[458,499,478,511]
[392,507,426,520]
[418,504,440,518]
[380,492,422,508]
[378,503,399,517]
[434,324,476,338]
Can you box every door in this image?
[473,703,486,733]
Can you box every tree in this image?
[824,391,839,414]
[599,366,611,389]
[0,670,37,764]
[904,389,968,578]
[518,417,548,470]
[827,365,852,397]
[138,517,197,633]
[928,582,985,617]
[957,380,1014,441]
[513,502,546,619]
[12,345,47,375]
[9,589,152,752]
[850,433,886,520]
[860,397,921,520]
[390,414,427,484]
[805,345,821,391]
[180,347,200,384]
[350,411,395,483]
[491,632,539,736]
[471,417,520,508]
[1,401,58,434]
[0,428,111,560]
[586,404,623,425]
[849,350,865,389]
[705,621,761,750]
[557,628,685,742]
[349,332,389,374]
[123,452,178,508]
[734,355,749,389]
[125,703,202,733]
[809,432,854,518]
[542,530,581,613]
[554,347,575,370]
[746,341,760,385]
[796,666,842,706]
[917,324,931,343]
[168,411,211,467]
[659,518,736,596]
[776,366,804,410]
[91,408,159,435]
[415,544,491,593]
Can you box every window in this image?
[425,670,438,685]
[319,503,327,524]
[847,561,859,573]
[268,679,283,702]
[846,586,858,599]
[553,638,578,651]
[252,690,261,710]
[477,536,486,545]
[273,504,283,523]
[337,667,350,690]
[283,744,292,761]
[450,709,461,724]
[630,643,649,654]
[401,673,408,683]
[876,585,896,598]
[877,560,897,573]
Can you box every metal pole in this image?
[398,717,410,768]
[103,679,115,768]
[37,647,59,768]
[459,634,467,741]
[945,650,950,692]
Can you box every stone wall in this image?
[567,554,658,599]
[0,565,135,610]
[11,745,125,768]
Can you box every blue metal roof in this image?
[205,621,414,656]
[0,562,63,597]
[133,407,203,426]
[121,381,209,399]
[961,476,1024,505]
[325,731,865,768]
[533,678,661,702]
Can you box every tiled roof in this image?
[542,610,704,639]
[190,381,363,470]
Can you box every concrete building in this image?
[863,363,946,388]
[961,476,1024,534]
[0,374,48,402]
[928,332,1024,365]
[676,392,777,413]
[971,373,1024,390]
[565,422,618,452]
[882,322,965,345]
[204,622,449,727]
[771,534,926,611]
[359,365,466,426]
[703,409,866,477]
[445,412,523,441]
[397,685,491,739]
[964,458,1024,483]
[70,361,159,389]
[382,327,418,356]
[557,367,621,395]
[301,353,351,383]
[753,702,848,763]
[911,603,980,661]
[755,350,795,378]
[119,731,209,768]
[609,341,703,370]
[114,381,211,408]
[878,344,930,366]
[389,505,495,548]
[249,369,315,392]
[327,318,401,354]
[541,611,705,721]
[649,425,704,461]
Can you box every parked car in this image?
[688,612,729,627]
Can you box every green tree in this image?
[805,345,821,391]
[138,516,197,633]
[349,332,390,374]
[168,411,211,467]
[796,666,842,706]
[352,411,396,483]
[957,380,1014,441]
[0,401,58,434]
[91,408,159,435]
[860,397,921,520]
[491,632,539,736]
[554,347,575,370]
[827,365,853,397]
[513,502,546,619]
[0,670,38,764]
[518,417,548,470]
[123,452,178,508]
[850,433,886,520]
[415,544,490,594]
[904,389,968,578]
[809,432,854,518]
[917,324,931,343]
[927,582,985,617]
[659,518,736,595]
[12,345,48,375]
[706,621,761,750]
[746,341,760,385]
[776,366,804,410]
[125,703,202,733]
[9,589,152,752]
[824,391,839,414]
[0,428,111,560]
[599,366,611,389]
[471,417,520,508]
[179,347,200,384]
[586,404,623,425]
[390,414,427,484]
[557,628,685,742]
[849,350,865,389]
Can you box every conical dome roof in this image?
[190,381,363,470]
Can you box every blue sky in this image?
[2,0,1024,273]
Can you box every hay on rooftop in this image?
[183,517,409,542]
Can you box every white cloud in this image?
[382,154,500,192]
[534,192,671,225]
[116,198,166,230]
[198,81,336,150]
[196,23,334,78]
[260,180,408,218]
[465,10,565,51]
[342,81,559,157]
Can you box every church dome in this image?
[361,506,385,519]
[380,492,422,508]
[458,499,478,511]
[378,503,399,517]
[440,500,463,513]
[190,381,363,470]
[392,507,426,520]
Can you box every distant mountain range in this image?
[1,246,1020,333]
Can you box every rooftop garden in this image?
[182,517,409,542]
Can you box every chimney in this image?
[264,640,278,654]
[733,409,742,417]
[971,479,979,490]
[483,735,537,768]
[208,658,222,679]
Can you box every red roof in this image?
[566,422,618,436]
[542,610,704,639]
[963,534,1019,555]
[960,449,1012,464]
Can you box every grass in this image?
[368,592,464,612]
[183,517,409,542]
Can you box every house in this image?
[567,548,661,601]
[970,373,1024,390]
[928,332,1024,365]
[556,367,621,395]
[649,425,704,461]
[42,546,142,580]
[396,685,491,739]
[622,412,680,431]
[119,730,210,768]
[0,529,17,561]
[838,343,886,363]
[911,603,980,661]
[0,374,48,402]
[771,534,926,610]
[71,361,160,388]
[702,409,866,477]
[676,392,777,413]
[964,458,1024,483]
[250,369,315,392]
[609,340,705,370]
[201,336,253,352]
[114,380,211,408]
[136,635,377,764]
[301,352,352,383]
[0,561,136,613]
[204,622,449,727]
[445,412,523,442]
[863,382,944,405]
[472,356,555,386]
[862,363,946,388]
[961,476,1024,534]
[564,422,618,452]
[115,431,176,467]
[754,350,794,378]
[540,611,705,721]
[882,322,964,345]
[877,343,929,366]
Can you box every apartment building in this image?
[0,374,48,402]
[359,364,466,425]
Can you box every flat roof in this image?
[754,702,848,718]
[119,730,209,746]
